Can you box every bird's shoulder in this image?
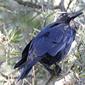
[36,23,68,39]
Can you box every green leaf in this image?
[8,28,23,43]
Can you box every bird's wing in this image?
[29,24,71,57]
[14,40,32,69]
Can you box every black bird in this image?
[14,10,82,80]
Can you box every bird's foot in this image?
[45,65,61,85]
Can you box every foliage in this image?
[0,0,85,85]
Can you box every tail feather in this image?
[14,59,26,69]
[17,61,35,81]
[18,57,43,81]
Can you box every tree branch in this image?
[55,72,79,85]
[67,0,73,10]
[15,0,66,11]
[59,0,66,11]
[15,0,42,9]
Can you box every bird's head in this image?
[57,10,82,24]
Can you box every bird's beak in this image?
[70,10,83,20]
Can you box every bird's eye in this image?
[63,13,66,15]
[61,13,66,17]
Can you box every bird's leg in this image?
[54,63,61,76]
[44,65,54,85]
[42,64,56,85]
[45,64,62,85]
[43,63,54,75]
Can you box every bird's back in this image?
[40,25,76,65]
[28,23,76,61]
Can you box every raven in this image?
[14,10,82,80]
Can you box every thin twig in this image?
[67,0,73,10]
[15,0,42,9]
[59,0,66,11]
[55,72,79,85]
[32,66,36,85]
[15,0,66,11]
[45,75,54,85]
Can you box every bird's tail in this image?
[17,60,35,81]
[14,59,26,69]
[17,57,42,81]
